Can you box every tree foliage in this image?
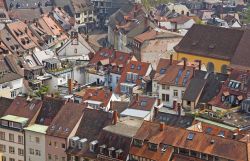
[35,85,49,97]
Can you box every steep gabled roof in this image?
[174,24,244,60]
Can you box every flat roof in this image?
[195,117,237,131]
[121,109,150,118]
[24,124,48,134]
[1,115,28,124]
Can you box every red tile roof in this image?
[131,121,250,161]
[129,95,157,111]
[115,60,151,94]
[89,48,133,74]
[158,63,194,87]
[6,21,38,50]
[4,96,42,123]
[76,87,112,107]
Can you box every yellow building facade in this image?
[175,52,230,73]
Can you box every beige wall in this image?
[0,128,25,161]
[25,130,47,161]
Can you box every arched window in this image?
[207,62,215,73]
[221,65,227,74]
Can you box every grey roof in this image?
[43,58,60,64]
[174,24,244,60]
[182,78,206,101]
[154,112,194,128]
[0,71,22,84]
[198,72,228,104]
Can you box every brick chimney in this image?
[113,110,118,125]
[170,54,173,65]
[68,79,73,94]
[160,122,165,131]
[183,59,186,70]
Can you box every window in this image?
[18,148,24,156]
[187,101,191,106]
[9,158,15,161]
[49,141,52,146]
[162,94,169,102]
[18,135,23,144]
[173,90,178,97]
[9,133,14,142]
[148,143,158,151]
[0,144,6,152]
[11,90,16,98]
[2,156,6,161]
[0,131,5,140]
[29,148,34,155]
[55,155,58,160]
[61,143,65,149]
[181,91,185,97]
[75,13,80,18]
[74,48,77,53]
[62,157,66,161]
[133,139,143,147]
[54,142,57,148]
[9,146,15,154]
[35,150,41,156]
[35,137,40,143]
[48,154,52,160]
[162,84,169,90]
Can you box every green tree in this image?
[35,85,49,97]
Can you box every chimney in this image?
[170,54,173,65]
[157,98,161,106]
[113,110,118,125]
[174,22,177,32]
[110,100,113,110]
[198,60,201,70]
[160,122,165,131]
[135,93,139,102]
[68,79,73,94]
[192,67,195,78]
[177,103,181,117]
[233,133,238,140]
[183,59,186,70]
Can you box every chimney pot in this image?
[160,122,165,131]
[183,59,187,70]
[170,54,173,65]
[113,110,118,125]
[68,79,73,94]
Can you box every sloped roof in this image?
[174,24,244,60]
[46,102,85,138]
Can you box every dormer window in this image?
[115,149,123,159]
[99,144,107,154]
[108,147,115,157]
[89,140,98,152]
[148,143,158,151]
[221,95,225,102]
[133,139,143,147]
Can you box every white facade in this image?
[154,83,185,108]
[159,19,195,30]
[24,124,48,161]
[0,78,23,99]
[48,70,73,93]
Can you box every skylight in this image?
[187,133,195,140]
